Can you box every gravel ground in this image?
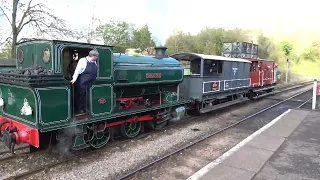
[0,85,306,180]
[0,83,312,180]
[0,143,28,155]
[0,150,63,179]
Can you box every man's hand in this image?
[70,79,75,84]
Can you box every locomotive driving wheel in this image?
[121,117,141,138]
[86,122,110,149]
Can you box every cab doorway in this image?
[62,47,93,119]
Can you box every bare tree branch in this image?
[0,6,11,24]
[0,37,12,47]
[17,0,33,31]
[2,0,78,58]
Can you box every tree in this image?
[257,34,275,59]
[131,24,155,50]
[72,24,101,44]
[280,41,293,56]
[0,42,12,58]
[96,20,134,52]
[223,28,248,43]
[0,0,73,58]
[302,42,320,61]
[165,30,196,55]
[195,28,224,54]
[165,28,249,56]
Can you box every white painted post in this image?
[285,59,289,83]
[312,79,317,110]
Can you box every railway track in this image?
[2,134,152,180]
[0,145,31,164]
[0,151,30,162]
[297,97,313,109]
[1,81,313,180]
[0,145,29,156]
[115,87,313,180]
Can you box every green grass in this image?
[289,60,320,77]
[275,59,320,83]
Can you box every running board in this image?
[200,98,249,114]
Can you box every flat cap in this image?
[89,50,99,56]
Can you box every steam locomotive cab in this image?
[0,40,115,152]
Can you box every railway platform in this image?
[187,108,320,180]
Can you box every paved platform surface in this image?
[187,109,320,180]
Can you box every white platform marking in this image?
[186,109,292,180]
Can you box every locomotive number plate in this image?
[146,73,162,79]
[212,82,218,91]
[98,98,106,104]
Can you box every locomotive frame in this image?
[0,39,277,153]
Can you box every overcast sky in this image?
[1,0,320,45]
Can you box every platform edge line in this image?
[186,109,292,180]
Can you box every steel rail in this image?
[0,146,29,155]
[297,97,312,108]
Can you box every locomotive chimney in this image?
[154,46,167,58]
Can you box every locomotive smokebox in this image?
[154,46,167,58]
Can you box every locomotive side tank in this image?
[171,53,251,114]
[113,47,183,86]
[112,47,186,113]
